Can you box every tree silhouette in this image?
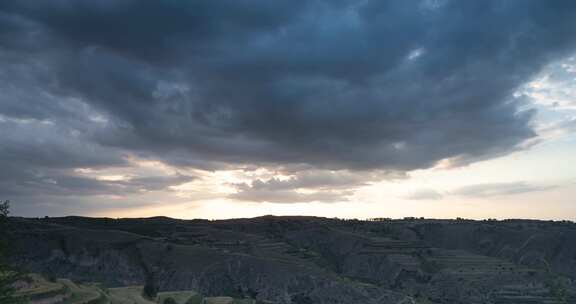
[0,200,25,303]
[142,274,158,300]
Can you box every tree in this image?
[0,200,25,304]
[142,274,158,300]
[0,200,9,219]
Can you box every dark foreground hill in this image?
[8,216,576,304]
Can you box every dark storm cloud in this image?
[1,157,194,203]
[2,172,194,198]
[2,0,576,169]
[2,0,576,212]
[0,117,192,210]
[0,0,309,62]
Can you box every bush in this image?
[185,294,204,304]
[163,297,177,304]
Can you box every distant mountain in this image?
[8,216,576,304]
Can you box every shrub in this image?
[185,294,204,304]
[163,297,177,304]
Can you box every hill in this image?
[8,216,576,303]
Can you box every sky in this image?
[1,0,576,220]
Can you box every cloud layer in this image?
[404,181,555,201]
[2,1,576,214]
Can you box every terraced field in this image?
[316,231,574,303]
[360,239,430,255]
[16,274,255,304]
[16,274,70,304]
[428,249,518,275]
[359,238,431,271]
[493,284,567,304]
